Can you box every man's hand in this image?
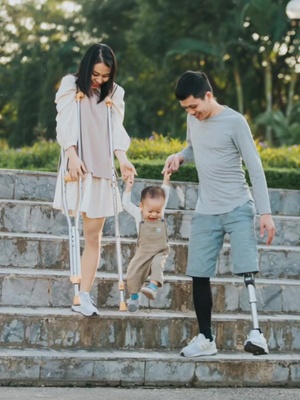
[260,214,276,245]
[162,154,184,174]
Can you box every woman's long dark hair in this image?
[76,43,116,102]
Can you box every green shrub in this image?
[131,160,300,190]
[245,168,300,190]
[259,145,300,169]
[127,133,184,160]
[128,159,199,182]
[0,141,60,171]
[0,138,299,189]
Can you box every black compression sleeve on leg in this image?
[193,277,213,341]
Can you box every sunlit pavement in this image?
[1,387,300,400]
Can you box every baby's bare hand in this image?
[164,170,172,179]
[125,175,134,189]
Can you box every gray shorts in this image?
[186,200,259,277]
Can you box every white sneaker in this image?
[180,334,218,357]
[244,329,269,355]
[127,297,139,313]
[71,292,100,316]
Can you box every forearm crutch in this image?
[60,91,85,306]
[106,97,127,311]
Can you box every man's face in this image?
[180,93,213,121]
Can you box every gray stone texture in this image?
[0,169,299,387]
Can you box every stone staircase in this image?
[0,169,299,387]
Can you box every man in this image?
[163,70,276,357]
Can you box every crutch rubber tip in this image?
[73,295,81,306]
[119,301,127,312]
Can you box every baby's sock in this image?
[148,282,157,291]
[131,293,139,300]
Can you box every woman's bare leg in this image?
[80,213,105,292]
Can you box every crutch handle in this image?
[64,174,76,183]
[75,91,85,101]
[105,96,113,107]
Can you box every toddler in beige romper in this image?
[122,171,171,312]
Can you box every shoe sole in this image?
[71,307,99,317]
[141,288,156,300]
[244,341,268,355]
[127,305,139,313]
[180,350,217,357]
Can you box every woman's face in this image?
[91,62,111,89]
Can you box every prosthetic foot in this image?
[243,273,269,355]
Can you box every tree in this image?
[1,0,299,146]
[1,0,85,147]
[242,0,299,144]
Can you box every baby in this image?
[122,172,171,312]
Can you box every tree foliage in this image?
[0,0,299,147]
[0,0,85,146]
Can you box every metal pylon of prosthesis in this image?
[244,273,259,330]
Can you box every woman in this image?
[53,43,136,316]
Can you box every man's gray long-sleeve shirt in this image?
[179,107,271,215]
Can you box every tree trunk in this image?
[233,62,244,114]
[264,58,273,145]
[286,70,298,119]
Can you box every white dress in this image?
[53,75,130,218]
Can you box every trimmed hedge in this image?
[0,141,60,172]
[0,140,299,190]
[131,159,300,190]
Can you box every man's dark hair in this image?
[175,70,213,101]
[140,186,166,202]
[76,43,116,102]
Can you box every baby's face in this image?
[140,196,165,222]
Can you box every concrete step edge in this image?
[0,347,298,361]
[0,347,299,387]
[1,231,299,252]
[0,306,299,321]
[2,198,300,220]
[1,267,300,286]
[2,168,300,193]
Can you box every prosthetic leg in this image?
[244,273,259,329]
[243,273,269,355]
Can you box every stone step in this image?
[0,306,299,352]
[1,200,300,246]
[0,232,299,279]
[1,268,299,315]
[1,169,300,216]
[0,347,298,387]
